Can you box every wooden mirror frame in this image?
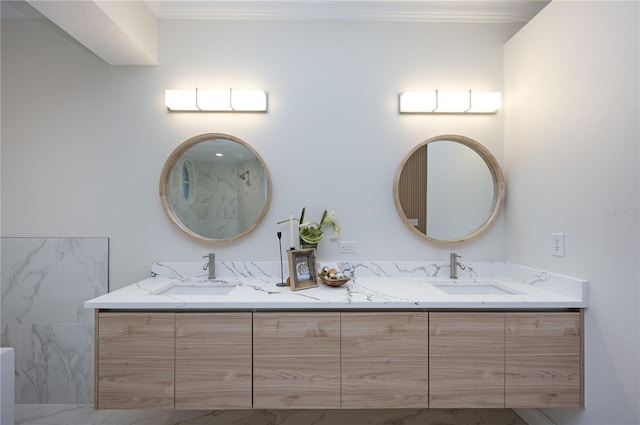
[393,134,505,244]
[159,133,272,243]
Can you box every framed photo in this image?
[287,248,318,291]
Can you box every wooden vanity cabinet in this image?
[341,312,429,408]
[95,309,583,410]
[96,312,175,409]
[505,312,582,407]
[174,312,252,409]
[429,312,505,408]
[96,311,253,410]
[252,312,341,409]
[428,311,583,408]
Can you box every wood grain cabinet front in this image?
[429,312,506,408]
[429,311,583,408]
[506,312,582,407]
[96,312,175,409]
[341,312,429,408]
[175,312,252,409]
[253,312,341,409]
[95,309,583,411]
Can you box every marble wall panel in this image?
[18,324,94,404]
[1,237,108,404]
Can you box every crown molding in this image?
[157,1,550,23]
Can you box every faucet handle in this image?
[202,253,216,278]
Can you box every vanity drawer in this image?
[341,312,429,408]
[506,312,582,407]
[253,312,341,409]
[175,312,252,409]
[429,312,505,408]
[96,312,175,409]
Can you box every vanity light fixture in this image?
[165,88,268,112]
[399,90,501,114]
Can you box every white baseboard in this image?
[514,409,556,425]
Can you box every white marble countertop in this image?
[85,261,588,310]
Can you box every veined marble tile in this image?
[1,324,21,403]
[18,324,94,404]
[331,261,506,280]
[2,236,107,406]
[61,238,109,323]
[1,324,15,348]
[1,325,21,356]
[14,405,528,425]
[166,410,277,425]
[151,261,505,281]
[1,238,108,325]
[16,404,174,425]
[1,238,66,324]
[152,260,584,290]
[271,409,528,425]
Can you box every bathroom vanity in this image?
[86,261,587,411]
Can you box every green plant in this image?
[278,208,340,245]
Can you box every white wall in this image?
[504,2,639,424]
[1,10,518,289]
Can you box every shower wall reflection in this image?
[160,133,272,242]
[168,156,267,240]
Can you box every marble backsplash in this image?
[150,260,505,281]
[152,258,585,290]
[1,237,108,404]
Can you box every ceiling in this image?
[2,0,550,65]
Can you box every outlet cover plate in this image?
[339,241,357,254]
[551,233,565,257]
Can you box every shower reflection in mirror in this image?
[160,133,271,242]
[237,170,251,186]
[181,158,196,204]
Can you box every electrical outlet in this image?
[550,233,565,257]
[339,241,357,254]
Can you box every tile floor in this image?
[15,404,528,425]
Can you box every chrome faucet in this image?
[203,253,215,279]
[449,252,465,279]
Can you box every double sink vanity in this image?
[86,132,588,411]
[85,260,588,411]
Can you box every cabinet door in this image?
[506,312,582,407]
[175,312,252,409]
[341,312,428,408]
[96,312,175,409]
[253,312,340,408]
[429,312,505,408]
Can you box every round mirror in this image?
[393,134,505,244]
[160,133,272,242]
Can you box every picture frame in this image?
[287,248,318,291]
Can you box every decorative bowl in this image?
[319,275,350,287]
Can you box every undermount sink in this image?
[154,282,237,296]
[433,283,517,296]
